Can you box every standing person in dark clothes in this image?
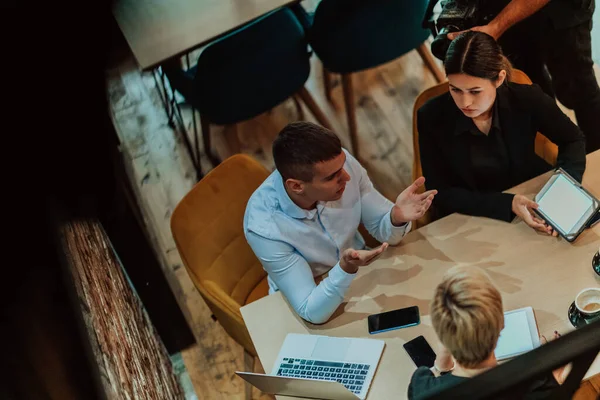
[448,0,600,153]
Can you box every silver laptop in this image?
[236,333,385,400]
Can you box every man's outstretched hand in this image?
[391,177,437,225]
[339,243,389,274]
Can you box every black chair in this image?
[306,0,446,160]
[162,6,333,180]
[423,319,600,400]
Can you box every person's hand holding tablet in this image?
[512,194,558,236]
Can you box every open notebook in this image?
[495,307,541,361]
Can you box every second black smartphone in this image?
[367,306,420,334]
[403,335,437,368]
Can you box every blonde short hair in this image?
[430,266,504,368]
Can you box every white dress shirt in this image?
[243,149,411,323]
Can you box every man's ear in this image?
[285,178,305,195]
[496,70,507,88]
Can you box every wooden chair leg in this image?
[199,114,221,166]
[296,86,334,131]
[292,95,304,120]
[323,65,333,102]
[416,43,446,83]
[223,124,241,158]
[341,73,359,158]
[254,113,280,166]
[244,349,255,400]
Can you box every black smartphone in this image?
[403,335,437,368]
[367,306,420,334]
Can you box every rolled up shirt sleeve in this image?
[246,230,356,324]
[345,150,412,245]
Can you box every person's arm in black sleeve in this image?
[417,107,515,222]
[524,84,587,182]
[407,367,436,400]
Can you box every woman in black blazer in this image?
[417,31,586,234]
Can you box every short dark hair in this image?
[444,31,513,82]
[272,122,342,181]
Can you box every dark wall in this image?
[1,1,193,397]
[1,2,114,398]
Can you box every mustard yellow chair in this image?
[412,80,450,228]
[412,68,558,228]
[510,69,558,166]
[170,154,270,364]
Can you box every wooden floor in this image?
[106,9,600,400]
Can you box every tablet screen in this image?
[537,174,594,234]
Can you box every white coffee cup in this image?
[575,287,600,316]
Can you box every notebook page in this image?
[494,310,534,359]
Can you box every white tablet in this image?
[534,168,599,242]
[495,307,540,361]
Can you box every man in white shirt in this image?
[243,122,437,324]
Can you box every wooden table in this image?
[113,0,298,70]
[241,150,600,399]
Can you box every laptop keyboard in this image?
[276,358,370,395]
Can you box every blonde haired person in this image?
[407,266,562,399]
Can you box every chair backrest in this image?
[424,319,600,399]
[411,81,449,228]
[170,154,270,354]
[193,7,311,124]
[510,70,559,166]
[412,68,558,227]
[309,0,431,74]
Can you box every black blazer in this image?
[417,82,587,222]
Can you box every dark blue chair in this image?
[162,6,333,170]
[305,0,445,160]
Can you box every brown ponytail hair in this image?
[444,31,513,83]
